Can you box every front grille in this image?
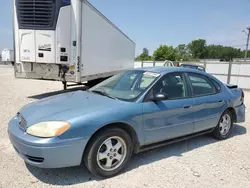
[17,0,56,28]
[17,113,27,130]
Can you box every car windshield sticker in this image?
[143,72,160,77]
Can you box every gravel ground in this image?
[0,65,250,188]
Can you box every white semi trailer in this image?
[13,0,135,89]
[1,49,14,65]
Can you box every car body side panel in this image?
[142,98,194,145]
[59,102,145,145]
[15,91,144,146]
[184,71,244,133]
[192,93,227,132]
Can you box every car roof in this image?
[134,66,205,75]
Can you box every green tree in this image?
[222,47,241,61]
[135,48,152,61]
[175,44,190,61]
[240,50,250,58]
[205,45,242,60]
[188,39,207,59]
[153,45,177,61]
[135,41,248,62]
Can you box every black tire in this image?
[84,128,133,178]
[212,110,233,140]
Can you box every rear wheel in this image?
[84,128,132,177]
[212,110,233,140]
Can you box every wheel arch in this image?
[222,107,237,123]
[83,122,140,161]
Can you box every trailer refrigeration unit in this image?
[13,0,135,89]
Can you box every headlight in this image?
[26,121,71,138]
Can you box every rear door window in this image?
[187,73,217,96]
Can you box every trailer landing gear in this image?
[62,81,67,90]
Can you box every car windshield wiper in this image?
[90,90,117,100]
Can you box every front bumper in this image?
[235,103,246,123]
[8,117,88,168]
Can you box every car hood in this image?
[19,90,126,126]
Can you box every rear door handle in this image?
[218,100,224,103]
[183,105,192,109]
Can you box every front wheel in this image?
[212,110,233,140]
[84,128,133,178]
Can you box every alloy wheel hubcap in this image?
[219,114,231,136]
[97,136,127,171]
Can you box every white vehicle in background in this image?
[1,49,14,66]
[13,0,135,89]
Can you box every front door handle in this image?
[218,100,224,103]
[183,105,192,109]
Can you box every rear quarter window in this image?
[210,78,221,92]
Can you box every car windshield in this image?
[89,70,160,101]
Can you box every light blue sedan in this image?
[8,67,245,177]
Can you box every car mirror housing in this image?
[151,92,168,101]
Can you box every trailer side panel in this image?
[81,2,135,78]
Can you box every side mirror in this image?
[151,92,168,101]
